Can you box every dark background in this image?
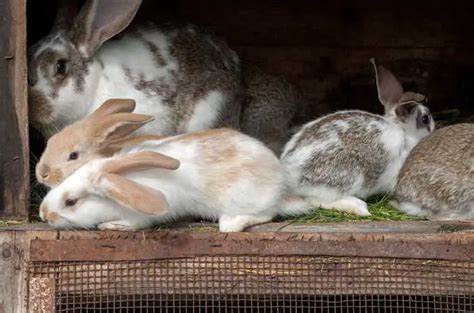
[28,0,474,146]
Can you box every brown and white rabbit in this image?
[392,123,474,219]
[280,58,435,216]
[39,128,311,232]
[28,0,243,135]
[36,98,165,188]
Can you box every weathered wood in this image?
[3,220,473,233]
[0,0,28,219]
[30,234,474,262]
[0,230,57,313]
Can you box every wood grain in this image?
[0,0,28,219]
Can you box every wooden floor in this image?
[1,220,473,312]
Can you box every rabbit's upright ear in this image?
[95,173,170,215]
[91,99,137,119]
[102,151,180,174]
[370,58,405,113]
[71,0,142,58]
[91,113,154,147]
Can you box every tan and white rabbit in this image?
[392,123,474,219]
[39,128,310,232]
[280,58,435,216]
[28,0,243,135]
[36,98,165,188]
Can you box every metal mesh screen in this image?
[28,256,473,312]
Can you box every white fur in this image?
[390,200,425,217]
[31,27,234,135]
[40,130,308,232]
[186,91,224,132]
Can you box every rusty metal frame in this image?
[30,231,474,262]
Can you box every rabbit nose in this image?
[36,164,50,182]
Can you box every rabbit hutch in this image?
[0,0,473,312]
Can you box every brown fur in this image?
[395,123,474,218]
[36,99,156,187]
[102,151,180,174]
[169,25,244,132]
[97,173,170,215]
[240,63,300,155]
[28,89,53,126]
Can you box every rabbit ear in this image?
[91,99,137,119]
[398,91,427,104]
[71,0,142,58]
[394,102,418,121]
[52,0,80,31]
[92,113,154,147]
[102,151,180,174]
[370,58,405,112]
[95,173,169,215]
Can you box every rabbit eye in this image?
[422,115,430,124]
[55,59,67,75]
[68,151,79,161]
[65,199,77,207]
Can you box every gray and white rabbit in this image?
[280,58,435,216]
[392,123,473,219]
[28,0,243,135]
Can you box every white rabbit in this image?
[280,58,435,216]
[28,0,243,135]
[39,128,311,232]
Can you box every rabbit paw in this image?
[307,196,371,216]
[98,220,140,231]
[219,214,273,232]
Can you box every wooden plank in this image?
[0,0,28,219]
[0,230,57,313]
[247,220,474,234]
[30,230,474,262]
[2,220,472,234]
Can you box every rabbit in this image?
[279,58,435,216]
[240,63,302,155]
[392,123,474,220]
[39,128,311,232]
[28,0,243,136]
[36,98,167,188]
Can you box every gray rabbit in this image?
[392,123,473,219]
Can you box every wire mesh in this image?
[28,256,473,312]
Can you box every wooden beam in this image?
[0,0,29,219]
[0,230,57,313]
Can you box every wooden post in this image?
[0,0,29,219]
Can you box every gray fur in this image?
[240,64,301,155]
[169,24,243,132]
[394,123,474,219]
[282,111,390,194]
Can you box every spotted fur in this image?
[280,59,435,216]
[28,0,243,136]
[392,123,474,219]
